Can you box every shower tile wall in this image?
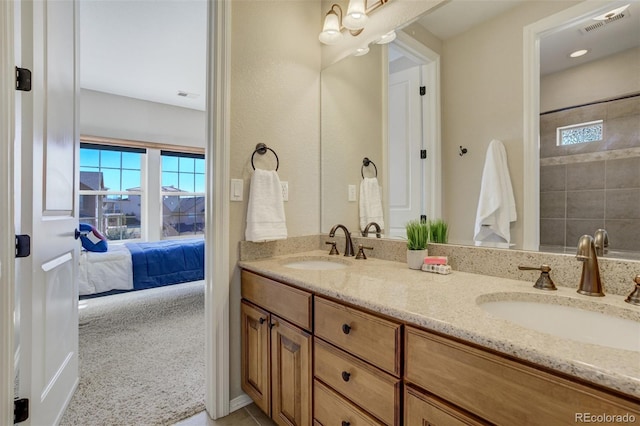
[539,95,640,252]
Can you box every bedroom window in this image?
[79,143,145,241]
[161,151,205,237]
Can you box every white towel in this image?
[245,168,287,242]
[359,177,385,231]
[474,139,517,244]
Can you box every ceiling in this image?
[79,0,207,111]
[80,1,638,111]
[417,0,640,76]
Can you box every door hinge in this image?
[15,67,32,92]
[420,149,427,159]
[420,215,427,223]
[419,86,426,96]
[15,235,31,258]
[14,398,29,423]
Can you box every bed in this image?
[78,239,205,297]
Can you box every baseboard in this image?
[229,393,253,412]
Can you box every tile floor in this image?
[174,404,277,426]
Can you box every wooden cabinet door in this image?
[241,300,271,416]
[271,315,312,426]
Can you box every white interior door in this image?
[388,65,425,238]
[17,0,79,424]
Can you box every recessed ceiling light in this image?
[569,49,589,58]
[593,4,630,20]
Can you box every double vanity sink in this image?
[243,251,640,399]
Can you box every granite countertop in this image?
[239,250,640,399]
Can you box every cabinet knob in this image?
[341,371,351,382]
[259,317,266,324]
[341,422,350,426]
[342,323,351,335]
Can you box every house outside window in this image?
[161,151,205,237]
[79,144,144,240]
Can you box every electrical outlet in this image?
[348,184,356,202]
[281,181,289,201]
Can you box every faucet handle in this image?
[518,264,557,291]
[355,244,373,260]
[625,275,640,306]
[326,241,339,255]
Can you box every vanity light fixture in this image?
[343,0,368,30]
[592,4,630,20]
[353,45,370,56]
[375,30,396,44]
[569,49,589,58]
[318,0,390,46]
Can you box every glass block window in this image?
[557,120,603,146]
[79,144,144,241]
[161,151,205,237]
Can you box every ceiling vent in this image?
[581,11,628,33]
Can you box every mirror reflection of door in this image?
[387,43,432,238]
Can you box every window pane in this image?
[162,155,179,172]
[195,158,205,173]
[78,194,141,241]
[179,156,195,173]
[100,150,121,168]
[195,174,205,193]
[162,171,179,189]
[101,168,121,191]
[557,120,603,146]
[179,172,195,192]
[122,170,141,191]
[121,152,141,170]
[80,148,99,167]
[80,169,103,190]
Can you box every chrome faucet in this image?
[361,222,382,238]
[576,235,605,297]
[594,228,609,257]
[329,224,355,257]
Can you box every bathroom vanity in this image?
[239,250,640,425]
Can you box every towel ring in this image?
[361,157,377,179]
[251,143,279,171]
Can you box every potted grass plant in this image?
[405,219,429,269]
[429,219,449,244]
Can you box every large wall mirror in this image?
[320,0,640,260]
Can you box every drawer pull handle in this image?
[342,323,351,334]
[259,317,266,324]
[341,371,351,382]
[269,321,277,329]
[342,422,350,426]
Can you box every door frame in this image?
[1,0,16,423]
[206,0,231,419]
[1,0,232,422]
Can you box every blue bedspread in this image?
[125,239,205,290]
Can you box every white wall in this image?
[541,47,640,112]
[440,1,580,248]
[80,89,206,147]
[228,0,321,400]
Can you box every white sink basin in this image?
[479,299,640,352]
[282,258,350,270]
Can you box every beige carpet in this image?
[60,281,205,426]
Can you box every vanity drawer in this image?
[314,297,401,376]
[405,385,488,426]
[314,338,401,425]
[405,326,640,425]
[241,270,312,331]
[314,379,384,426]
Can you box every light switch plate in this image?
[230,179,243,201]
[348,184,356,202]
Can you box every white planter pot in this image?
[406,249,427,270]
